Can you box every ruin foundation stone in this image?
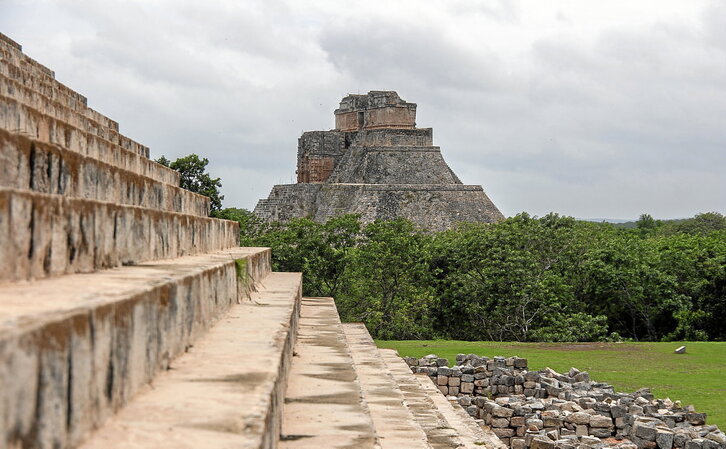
[254,90,504,231]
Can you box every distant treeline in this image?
[214,209,726,342]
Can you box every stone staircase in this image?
[0,32,502,449]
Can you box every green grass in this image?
[376,340,726,429]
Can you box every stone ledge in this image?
[0,188,239,282]
[0,37,56,80]
[0,129,210,217]
[0,94,178,185]
[0,247,273,449]
[0,73,144,157]
[78,271,301,449]
[342,323,432,448]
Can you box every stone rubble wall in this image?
[405,354,725,449]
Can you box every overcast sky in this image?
[2,0,724,219]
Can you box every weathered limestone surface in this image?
[0,189,238,282]
[280,298,377,448]
[0,129,210,216]
[341,323,432,448]
[79,272,302,449]
[0,32,510,449]
[0,37,149,159]
[255,90,504,231]
[0,248,271,449]
[0,32,283,449]
[0,92,178,185]
[381,348,505,449]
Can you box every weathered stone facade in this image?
[255,90,504,231]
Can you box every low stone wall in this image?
[405,354,725,449]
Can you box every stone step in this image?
[0,57,118,133]
[0,247,274,449]
[280,298,377,448]
[78,271,302,449]
[0,94,179,186]
[0,62,144,158]
[0,42,150,159]
[0,188,238,282]
[0,128,210,216]
[0,39,87,115]
[380,348,506,449]
[341,323,432,449]
[0,72,146,158]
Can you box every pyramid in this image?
[254,91,504,230]
[0,33,503,448]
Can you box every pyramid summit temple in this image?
[254,91,504,230]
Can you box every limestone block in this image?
[566,412,592,425]
[511,417,526,427]
[544,416,564,428]
[491,404,514,418]
[591,415,614,428]
[576,425,589,436]
[657,430,675,449]
[460,382,474,394]
[591,427,614,438]
[527,419,544,430]
[635,423,659,441]
[492,418,511,428]
[530,436,556,449]
[493,428,515,438]
[686,413,707,426]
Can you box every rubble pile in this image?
[405,354,724,449]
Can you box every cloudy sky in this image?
[2,0,724,219]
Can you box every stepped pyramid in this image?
[254,91,504,230]
[0,33,503,448]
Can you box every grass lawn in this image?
[376,340,726,429]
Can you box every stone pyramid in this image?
[0,33,503,448]
[255,90,504,230]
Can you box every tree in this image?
[245,215,362,298]
[341,219,436,340]
[156,154,224,213]
[662,212,726,236]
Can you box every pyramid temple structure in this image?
[2,31,723,449]
[254,91,504,230]
[0,33,503,448]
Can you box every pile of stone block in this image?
[404,354,725,449]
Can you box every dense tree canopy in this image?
[224,211,726,341]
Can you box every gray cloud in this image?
[1,0,723,219]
